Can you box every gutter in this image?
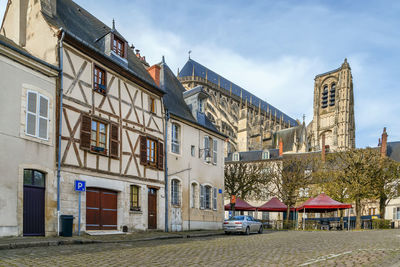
[56,28,65,236]
[164,109,170,232]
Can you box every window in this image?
[329,83,336,106]
[232,152,240,161]
[213,139,218,165]
[203,136,210,161]
[262,212,269,220]
[395,207,400,220]
[26,91,49,140]
[204,186,211,209]
[130,185,140,211]
[248,211,254,217]
[200,185,204,209]
[368,207,376,216]
[191,183,197,208]
[140,136,163,170]
[262,150,270,160]
[199,99,204,113]
[171,123,180,154]
[91,120,107,153]
[213,187,217,210]
[93,65,106,94]
[112,35,125,57]
[147,139,157,165]
[191,145,195,157]
[171,179,180,206]
[149,97,155,113]
[23,169,45,187]
[321,85,328,108]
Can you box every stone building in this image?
[178,59,298,155]
[2,0,166,234]
[307,58,356,152]
[178,58,356,155]
[148,59,226,231]
[0,34,59,236]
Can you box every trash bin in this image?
[60,215,74,237]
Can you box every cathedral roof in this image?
[273,125,307,152]
[160,60,223,137]
[387,142,400,162]
[178,59,298,127]
[40,0,162,94]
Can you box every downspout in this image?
[56,28,65,235]
[164,109,169,232]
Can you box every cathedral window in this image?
[329,83,336,106]
[321,85,328,108]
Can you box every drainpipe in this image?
[164,110,169,232]
[56,28,65,236]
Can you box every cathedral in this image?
[178,58,355,154]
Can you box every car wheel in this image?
[258,226,263,234]
[245,227,250,235]
[225,231,230,235]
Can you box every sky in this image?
[1,0,399,148]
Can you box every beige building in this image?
[148,60,225,231]
[2,0,166,233]
[0,34,59,236]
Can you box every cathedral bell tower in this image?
[309,59,355,151]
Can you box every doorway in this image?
[148,188,157,229]
[23,169,45,236]
[86,188,118,230]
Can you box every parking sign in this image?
[74,180,86,192]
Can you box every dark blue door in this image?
[23,170,45,236]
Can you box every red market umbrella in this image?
[224,198,257,211]
[258,197,291,212]
[296,193,351,212]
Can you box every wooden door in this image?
[148,188,157,229]
[23,186,45,236]
[86,188,117,230]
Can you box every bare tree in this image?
[224,162,270,213]
[268,154,316,224]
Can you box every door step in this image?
[86,230,125,236]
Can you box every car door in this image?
[247,216,255,232]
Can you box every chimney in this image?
[321,133,326,162]
[135,49,140,58]
[381,127,388,158]
[130,44,135,51]
[147,64,161,87]
[279,138,283,156]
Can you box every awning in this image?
[296,193,352,212]
[258,197,291,212]
[224,198,257,211]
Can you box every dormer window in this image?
[232,152,240,161]
[94,65,106,95]
[262,150,270,160]
[199,99,204,113]
[112,35,125,58]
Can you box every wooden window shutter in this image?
[109,123,119,158]
[140,135,147,165]
[80,114,91,150]
[157,141,164,170]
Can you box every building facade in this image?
[2,0,166,234]
[148,60,225,231]
[0,34,59,236]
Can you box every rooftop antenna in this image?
[112,19,115,30]
[303,114,306,124]
[188,50,192,59]
[162,55,165,64]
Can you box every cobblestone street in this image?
[1,230,400,266]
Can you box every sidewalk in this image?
[0,230,224,251]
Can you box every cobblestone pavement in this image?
[1,230,400,266]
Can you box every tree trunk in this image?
[340,209,344,230]
[379,196,387,219]
[355,198,362,230]
[230,203,235,217]
[285,206,291,229]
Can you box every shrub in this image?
[372,219,391,229]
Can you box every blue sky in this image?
[1,0,399,148]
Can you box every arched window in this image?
[262,150,270,160]
[329,83,336,106]
[200,184,212,209]
[171,179,180,206]
[321,85,328,108]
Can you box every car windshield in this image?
[229,216,245,221]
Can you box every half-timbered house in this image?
[148,60,226,230]
[1,0,166,233]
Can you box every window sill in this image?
[86,147,108,156]
[93,87,107,96]
[130,209,142,215]
[171,204,181,208]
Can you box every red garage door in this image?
[86,188,117,230]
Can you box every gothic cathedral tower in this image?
[308,59,355,151]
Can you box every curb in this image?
[0,232,223,251]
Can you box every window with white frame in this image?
[191,145,195,157]
[213,187,217,210]
[262,150,270,160]
[204,185,211,209]
[171,123,180,154]
[232,152,240,161]
[200,185,204,209]
[203,136,210,161]
[26,91,49,139]
[171,179,180,206]
[394,207,400,220]
[213,139,218,165]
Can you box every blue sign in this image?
[218,189,222,194]
[74,180,86,192]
